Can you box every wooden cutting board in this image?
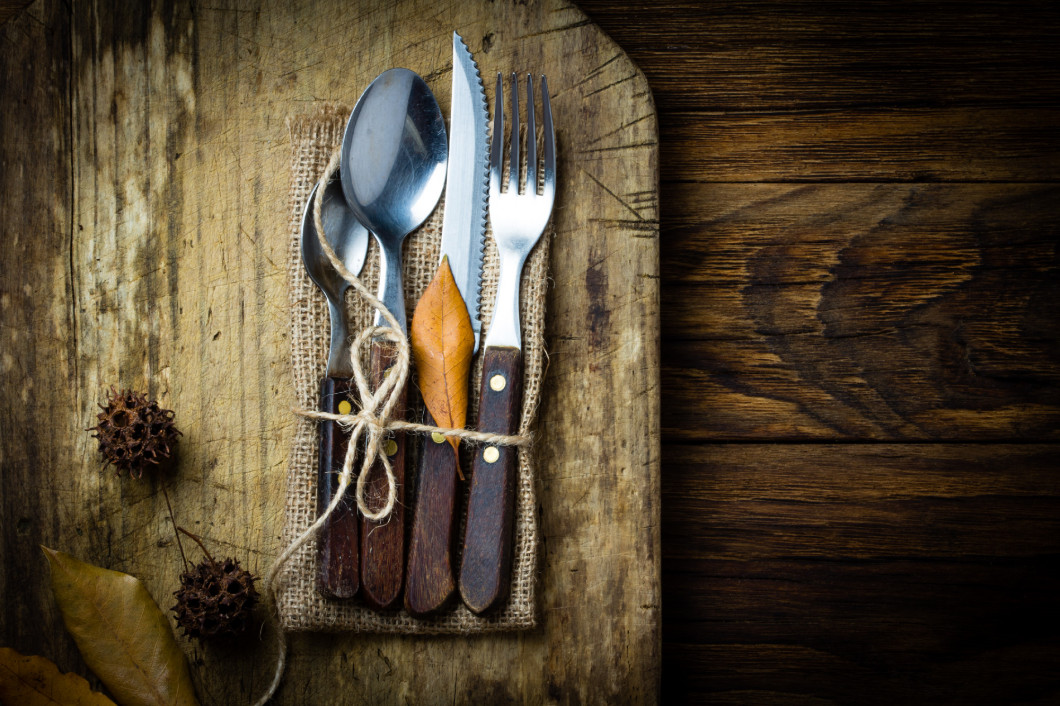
[0,0,659,702]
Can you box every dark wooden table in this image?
[574,1,1060,703]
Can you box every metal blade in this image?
[440,31,490,353]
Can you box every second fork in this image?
[459,72,556,614]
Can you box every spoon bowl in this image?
[340,68,447,332]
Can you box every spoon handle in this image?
[360,340,407,610]
[405,409,459,616]
[316,376,359,598]
[459,346,523,614]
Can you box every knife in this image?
[404,32,489,617]
[299,172,370,599]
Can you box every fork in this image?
[459,72,555,614]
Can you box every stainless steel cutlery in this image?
[301,43,555,615]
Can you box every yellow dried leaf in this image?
[0,647,116,705]
[411,257,474,475]
[42,547,199,706]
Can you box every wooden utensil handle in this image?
[316,376,358,598]
[405,410,459,616]
[359,339,407,610]
[459,346,523,614]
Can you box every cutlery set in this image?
[300,32,555,616]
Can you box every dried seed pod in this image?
[89,387,181,477]
[172,557,259,641]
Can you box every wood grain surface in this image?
[0,0,660,704]
[661,183,1060,441]
[571,1,1060,703]
[405,410,459,617]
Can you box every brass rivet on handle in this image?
[483,446,499,463]
[489,374,507,391]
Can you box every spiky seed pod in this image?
[89,387,181,477]
[172,557,259,640]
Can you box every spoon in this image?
[300,171,370,599]
[340,68,447,610]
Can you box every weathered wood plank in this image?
[658,109,1060,182]
[660,183,1060,441]
[0,0,30,25]
[1,0,660,703]
[662,443,1060,705]
[0,0,83,676]
[577,0,1060,111]
[577,0,1060,182]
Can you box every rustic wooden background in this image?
[573,1,1060,704]
[3,0,1060,704]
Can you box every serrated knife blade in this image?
[440,31,490,353]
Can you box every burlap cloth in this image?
[278,106,549,633]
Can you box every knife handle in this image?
[405,410,460,616]
[360,339,407,610]
[459,346,523,614]
[316,376,359,599]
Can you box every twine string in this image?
[253,150,529,706]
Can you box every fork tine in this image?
[525,74,536,196]
[490,72,504,196]
[540,75,555,201]
[508,72,519,194]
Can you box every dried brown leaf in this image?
[42,546,199,706]
[411,257,474,474]
[0,646,116,705]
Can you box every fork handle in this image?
[459,346,523,614]
[405,409,460,616]
[360,339,407,610]
[316,376,358,598]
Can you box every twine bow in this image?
[252,150,529,706]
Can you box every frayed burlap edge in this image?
[278,105,548,633]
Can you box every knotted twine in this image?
[252,150,530,706]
